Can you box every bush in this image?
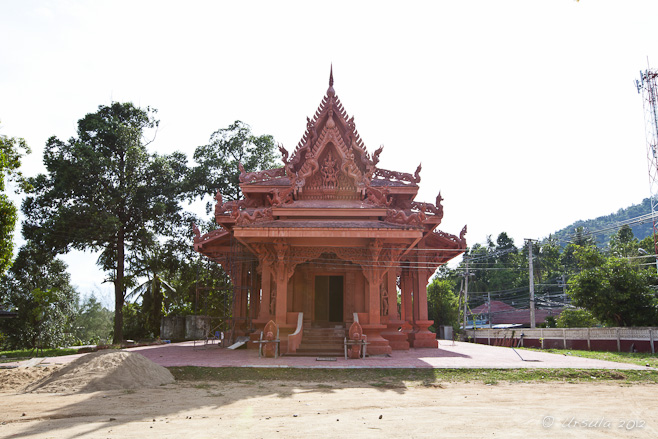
[557,308,599,328]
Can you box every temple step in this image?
[290,325,346,357]
[286,351,343,357]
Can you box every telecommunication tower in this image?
[636,68,658,260]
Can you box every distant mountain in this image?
[551,198,652,247]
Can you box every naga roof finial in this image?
[327,64,335,96]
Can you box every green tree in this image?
[608,225,639,258]
[188,120,278,210]
[73,294,113,345]
[0,244,78,350]
[556,308,598,328]
[490,232,521,292]
[0,123,30,276]
[537,235,562,280]
[121,302,147,341]
[22,102,189,343]
[560,227,597,275]
[128,271,173,338]
[427,277,460,333]
[567,246,658,326]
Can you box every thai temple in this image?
[194,69,466,356]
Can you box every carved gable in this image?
[283,68,377,199]
[300,143,360,200]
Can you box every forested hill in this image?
[551,198,652,247]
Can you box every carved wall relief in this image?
[238,163,286,183]
[232,207,274,225]
[321,150,338,188]
[385,205,427,226]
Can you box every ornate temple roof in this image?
[194,69,466,259]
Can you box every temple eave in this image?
[233,227,423,239]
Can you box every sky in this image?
[2,0,658,306]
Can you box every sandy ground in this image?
[0,374,656,439]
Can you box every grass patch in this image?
[0,347,79,363]
[168,366,658,385]
[521,348,658,368]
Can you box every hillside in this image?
[551,198,652,246]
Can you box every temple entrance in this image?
[314,275,344,324]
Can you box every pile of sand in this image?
[0,366,61,392]
[26,350,175,393]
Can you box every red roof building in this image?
[194,70,466,355]
[470,300,562,327]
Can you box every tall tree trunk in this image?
[113,228,125,343]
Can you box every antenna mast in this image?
[636,66,658,271]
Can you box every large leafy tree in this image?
[427,277,460,332]
[188,120,278,211]
[0,123,30,276]
[567,246,658,326]
[608,224,639,258]
[561,226,598,275]
[22,103,188,343]
[556,308,598,328]
[0,244,78,350]
[73,294,113,345]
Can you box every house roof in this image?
[470,301,563,326]
[470,300,516,315]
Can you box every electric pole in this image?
[487,291,491,328]
[526,239,536,329]
[561,273,567,303]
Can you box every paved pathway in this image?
[6,341,654,370]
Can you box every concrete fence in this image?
[464,327,658,353]
[161,315,211,341]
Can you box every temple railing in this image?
[287,312,304,354]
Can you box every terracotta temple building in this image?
[194,70,466,355]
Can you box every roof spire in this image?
[327,64,335,96]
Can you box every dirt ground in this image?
[0,368,656,439]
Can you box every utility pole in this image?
[561,274,567,303]
[463,257,470,330]
[526,239,536,329]
[487,291,491,328]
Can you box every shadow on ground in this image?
[4,368,425,438]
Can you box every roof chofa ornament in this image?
[327,64,335,96]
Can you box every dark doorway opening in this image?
[314,275,344,324]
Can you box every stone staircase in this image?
[287,324,346,357]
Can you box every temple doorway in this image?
[314,275,344,324]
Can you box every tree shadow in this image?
[4,363,424,438]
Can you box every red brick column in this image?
[411,248,437,348]
[400,268,414,337]
[258,265,272,321]
[381,268,409,350]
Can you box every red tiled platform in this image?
[8,341,654,370]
